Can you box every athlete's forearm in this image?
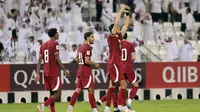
[37,56,42,76]
[85,57,97,67]
[122,15,130,35]
[85,60,97,67]
[56,58,66,71]
[74,55,79,63]
[114,10,123,26]
[112,10,123,34]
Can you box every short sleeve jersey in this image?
[39,40,60,76]
[121,40,135,73]
[107,33,122,65]
[76,44,92,76]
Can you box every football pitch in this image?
[0,100,200,112]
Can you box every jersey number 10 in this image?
[122,48,127,61]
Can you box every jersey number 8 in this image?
[44,49,49,63]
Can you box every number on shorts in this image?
[122,48,127,61]
[44,49,49,63]
[78,52,84,64]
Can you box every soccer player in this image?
[35,28,70,112]
[104,5,131,112]
[96,34,138,112]
[66,32,100,112]
[120,33,138,112]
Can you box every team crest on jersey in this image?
[56,45,59,50]
[87,51,90,55]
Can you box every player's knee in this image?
[56,90,62,97]
[58,90,62,96]
[53,90,61,99]
[133,82,139,87]
[120,85,126,89]
[120,80,127,89]
[88,88,94,94]
[75,88,82,94]
[109,80,114,87]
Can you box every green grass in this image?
[0,100,200,112]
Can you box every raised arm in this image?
[121,10,130,36]
[111,5,126,34]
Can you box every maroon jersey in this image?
[39,40,60,76]
[107,33,122,64]
[77,44,92,77]
[121,40,135,73]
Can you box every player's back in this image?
[121,40,135,73]
[40,40,59,76]
[107,33,122,65]
[77,44,92,76]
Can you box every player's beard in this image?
[90,41,94,44]
[89,40,94,44]
[56,36,59,40]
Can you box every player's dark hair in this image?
[109,24,114,33]
[84,32,93,40]
[187,8,191,13]
[123,33,128,39]
[48,28,57,37]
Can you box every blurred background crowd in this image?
[0,0,200,64]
